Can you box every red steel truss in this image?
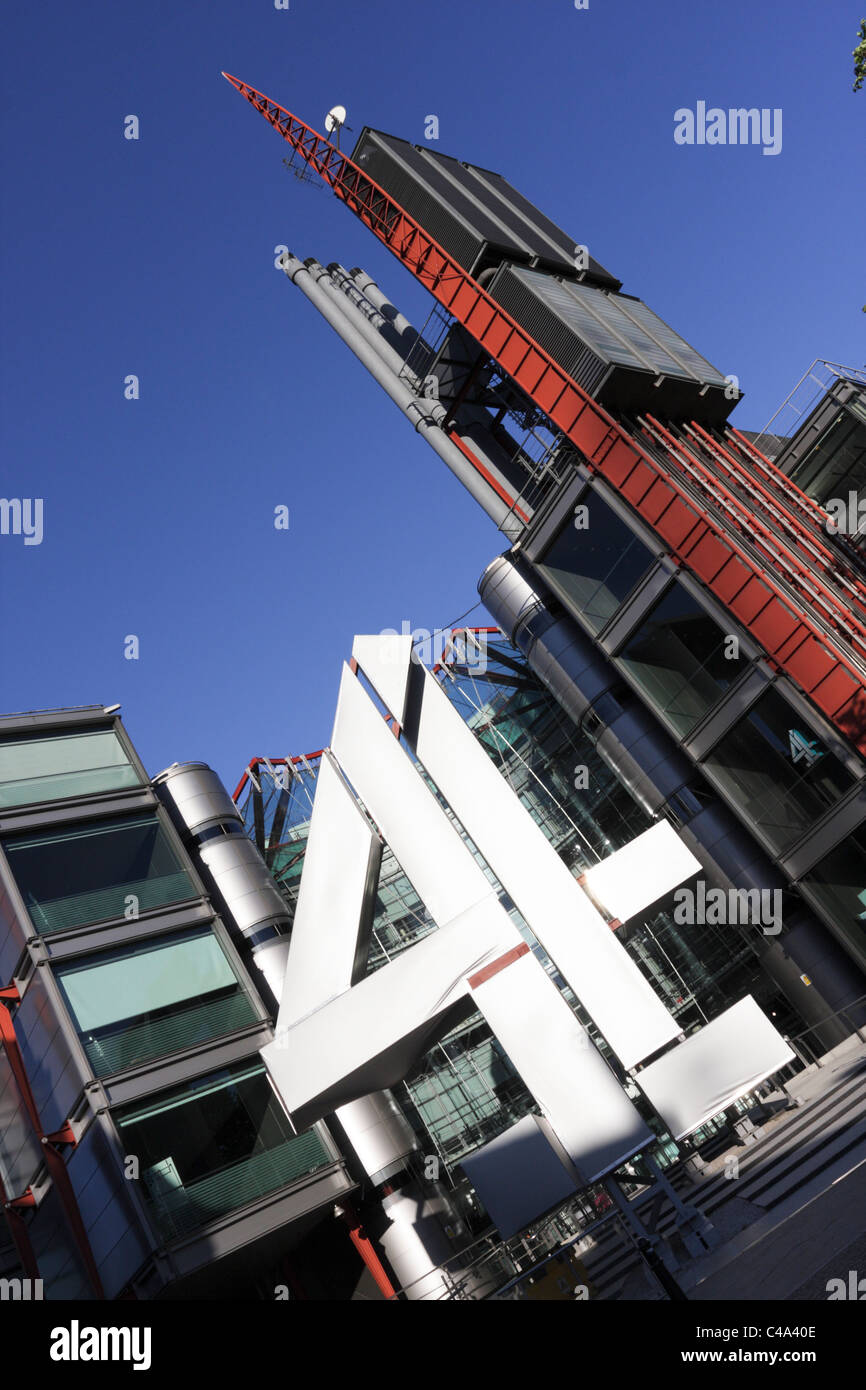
[223,74,866,755]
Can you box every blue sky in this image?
[2,0,864,794]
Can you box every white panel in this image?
[582,820,700,923]
[351,633,415,725]
[263,893,518,1130]
[459,1115,578,1240]
[331,664,494,927]
[472,951,653,1182]
[278,752,380,1028]
[411,664,680,1067]
[637,996,795,1139]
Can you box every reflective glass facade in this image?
[55,927,257,1077]
[3,814,197,934]
[114,1060,334,1240]
[800,824,866,962]
[616,584,747,737]
[703,688,855,853]
[536,495,654,632]
[0,727,140,809]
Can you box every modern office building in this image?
[0,706,372,1300]
[223,75,866,1032]
[3,83,864,1303]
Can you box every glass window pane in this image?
[0,729,140,808]
[703,689,855,853]
[536,497,654,633]
[799,825,866,965]
[2,814,197,934]
[114,1062,333,1239]
[616,585,746,737]
[55,929,257,1076]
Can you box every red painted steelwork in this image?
[468,942,530,989]
[223,75,866,755]
[336,1202,398,1300]
[0,985,104,1297]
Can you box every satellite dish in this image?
[324,104,352,148]
[325,104,347,134]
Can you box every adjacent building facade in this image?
[0,706,361,1300]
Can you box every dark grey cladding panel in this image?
[67,1124,152,1298]
[0,1051,43,1191]
[486,264,734,422]
[350,127,619,284]
[14,968,84,1134]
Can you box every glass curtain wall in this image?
[55,927,257,1077]
[3,814,197,934]
[0,728,140,809]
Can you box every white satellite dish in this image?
[325,104,347,136]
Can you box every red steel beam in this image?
[223,75,866,756]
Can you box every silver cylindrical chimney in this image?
[152,762,291,1003]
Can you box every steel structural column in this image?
[223,73,866,756]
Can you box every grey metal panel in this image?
[459,1114,578,1240]
[458,165,620,287]
[66,1125,152,1299]
[38,900,215,961]
[0,855,29,983]
[100,1032,274,1109]
[487,265,609,394]
[637,997,795,1139]
[0,1052,42,1192]
[0,707,111,735]
[350,128,618,282]
[615,296,728,386]
[0,787,158,838]
[14,968,84,1134]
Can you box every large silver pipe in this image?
[306,259,420,385]
[281,252,521,538]
[152,762,291,1003]
[349,267,421,355]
